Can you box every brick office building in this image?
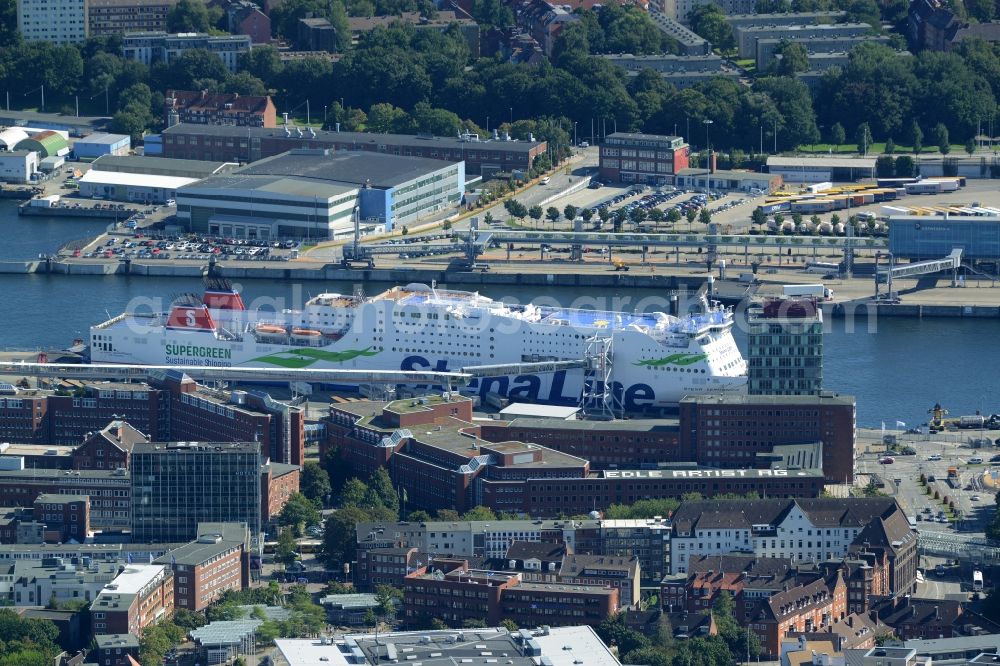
[598,132,691,184]
[678,393,856,484]
[156,523,248,611]
[261,461,300,523]
[0,374,304,467]
[402,558,619,629]
[160,123,548,176]
[0,468,130,531]
[72,421,148,471]
[31,494,90,543]
[325,396,825,517]
[90,564,174,636]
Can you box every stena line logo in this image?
[400,354,656,410]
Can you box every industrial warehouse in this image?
[175,148,465,239]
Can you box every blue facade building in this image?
[74,133,131,160]
[889,216,1000,260]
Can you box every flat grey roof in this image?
[162,123,545,152]
[78,133,129,145]
[235,149,458,188]
[155,537,240,566]
[92,154,235,175]
[767,156,876,169]
[95,633,140,649]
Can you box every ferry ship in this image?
[90,280,747,410]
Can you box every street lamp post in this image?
[703,119,713,179]
[574,122,578,148]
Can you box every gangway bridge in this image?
[875,248,964,298]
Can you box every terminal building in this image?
[175,148,464,238]
[888,215,1000,261]
[766,156,876,182]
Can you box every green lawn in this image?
[799,142,976,156]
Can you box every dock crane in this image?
[928,402,949,432]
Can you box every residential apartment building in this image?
[598,132,691,185]
[873,597,964,640]
[90,564,174,636]
[743,574,847,657]
[93,633,141,666]
[347,11,480,54]
[17,0,87,43]
[657,0,754,22]
[87,0,175,36]
[648,10,711,54]
[164,90,277,128]
[130,441,262,542]
[677,393,856,484]
[748,297,824,396]
[155,523,248,611]
[402,558,619,628]
[224,1,270,44]
[667,498,916,589]
[356,517,670,587]
[734,22,875,59]
[354,546,425,591]
[160,123,547,177]
[122,31,251,71]
[602,54,739,89]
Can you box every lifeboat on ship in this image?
[291,328,322,337]
[256,324,286,335]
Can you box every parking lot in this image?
[857,432,999,534]
[73,232,302,263]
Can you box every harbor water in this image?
[1,200,997,428]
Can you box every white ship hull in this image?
[90,284,747,410]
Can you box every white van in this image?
[540,177,550,185]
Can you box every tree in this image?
[301,462,332,505]
[275,529,299,567]
[966,137,977,155]
[688,4,735,51]
[529,205,543,227]
[339,478,370,507]
[279,493,321,537]
[855,122,872,155]
[686,208,698,227]
[367,103,408,133]
[323,505,370,564]
[581,208,594,224]
[369,467,400,517]
[932,123,950,154]
[563,204,578,222]
[375,584,401,624]
[598,207,611,227]
[629,206,648,228]
[546,206,561,228]
[436,508,460,521]
[876,155,895,177]
[472,0,514,28]
[667,208,682,225]
[910,120,924,154]
[699,208,712,225]
[773,41,809,75]
[751,207,767,229]
[885,137,895,154]
[462,506,497,521]
[167,0,223,33]
[648,208,665,224]
[500,619,519,633]
[830,122,845,151]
